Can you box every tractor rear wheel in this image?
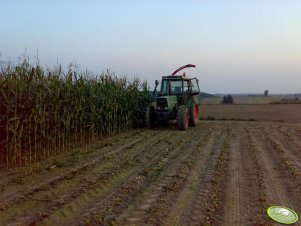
[189,103,199,126]
[144,105,155,128]
[177,105,189,130]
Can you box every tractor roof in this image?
[162,75,192,80]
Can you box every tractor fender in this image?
[192,95,200,105]
[186,95,200,108]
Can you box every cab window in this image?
[161,80,183,94]
[189,79,199,93]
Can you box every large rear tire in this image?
[144,105,155,128]
[177,105,189,130]
[189,103,199,126]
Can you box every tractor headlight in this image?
[157,98,168,110]
[157,105,168,110]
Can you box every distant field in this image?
[200,96,222,104]
[232,96,281,104]
[200,95,281,104]
[199,104,301,123]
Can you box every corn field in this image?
[0,61,149,168]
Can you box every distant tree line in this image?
[221,95,234,104]
[264,90,268,96]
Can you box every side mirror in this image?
[155,80,159,86]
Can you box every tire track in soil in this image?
[39,128,197,226]
[232,124,268,226]
[0,129,154,205]
[221,126,241,226]
[197,126,233,226]
[0,130,166,225]
[250,125,301,225]
[223,124,278,226]
[236,124,267,226]
[115,124,217,226]
[163,126,226,226]
[164,124,230,226]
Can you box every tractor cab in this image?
[160,75,200,96]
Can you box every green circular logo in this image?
[267,206,299,224]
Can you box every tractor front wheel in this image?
[189,103,199,126]
[177,105,189,130]
[144,105,155,128]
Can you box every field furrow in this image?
[118,125,217,226]
[0,130,167,225]
[250,126,301,225]
[0,130,153,202]
[1,121,301,226]
[42,128,199,225]
[85,124,214,225]
[170,125,230,226]
[164,130,222,226]
[222,126,241,226]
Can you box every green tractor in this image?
[144,64,200,130]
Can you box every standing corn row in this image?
[0,61,149,168]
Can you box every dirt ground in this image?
[200,104,301,123]
[1,117,301,225]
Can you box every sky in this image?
[1,0,301,94]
